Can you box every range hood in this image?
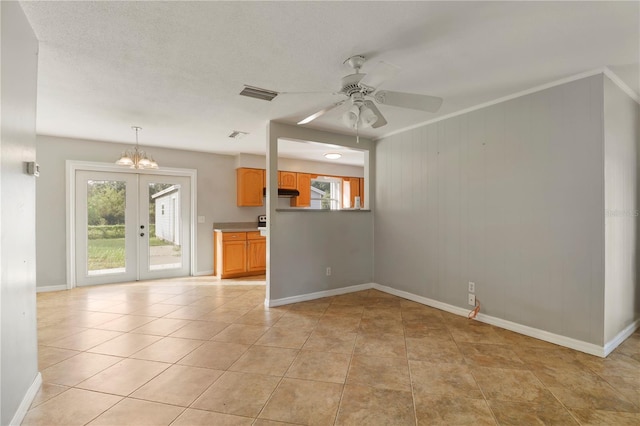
[263,187,300,198]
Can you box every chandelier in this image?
[115,126,158,169]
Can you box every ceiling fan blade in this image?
[358,61,400,90]
[297,100,346,125]
[374,90,443,113]
[363,100,387,128]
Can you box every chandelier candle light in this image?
[116,126,159,169]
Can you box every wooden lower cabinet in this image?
[214,231,266,278]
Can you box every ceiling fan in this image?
[294,55,443,132]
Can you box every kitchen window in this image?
[311,177,342,210]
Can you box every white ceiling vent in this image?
[228,130,249,139]
[239,85,279,101]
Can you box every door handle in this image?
[140,233,145,237]
[140,225,145,229]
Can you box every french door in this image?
[75,171,191,286]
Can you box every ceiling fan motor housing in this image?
[340,73,375,97]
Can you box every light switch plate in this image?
[197,216,205,223]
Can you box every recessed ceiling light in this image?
[324,153,342,160]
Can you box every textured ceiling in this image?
[21,1,639,159]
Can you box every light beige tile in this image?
[46,329,122,351]
[287,350,351,384]
[211,323,269,344]
[131,318,191,336]
[169,319,229,340]
[93,315,155,332]
[259,378,343,425]
[132,364,223,406]
[131,336,203,363]
[87,332,161,357]
[315,315,362,333]
[37,325,87,345]
[37,346,79,370]
[336,384,415,425]
[229,345,298,376]
[548,381,638,412]
[130,303,181,317]
[77,358,170,396]
[171,408,253,426]
[273,313,320,331]
[164,305,214,320]
[41,352,123,387]
[29,383,69,409]
[178,341,249,370]
[87,398,183,425]
[347,355,411,391]
[22,388,121,426]
[233,310,285,327]
[192,371,280,417]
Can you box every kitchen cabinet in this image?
[278,171,297,190]
[349,178,360,208]
[237,168,264,207]
[247,231,267,272]
[214,231,266,278]
[290,173,311,207]
[359,178,365,207]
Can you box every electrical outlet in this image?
[468,293,476,306]
[468,281,475,293]
[326,267,331,276]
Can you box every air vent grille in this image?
[239,85,278,101]
[228,130,249,139]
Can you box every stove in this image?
[258,215,267,228]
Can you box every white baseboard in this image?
[194,270,214,276]
[36,285,68,293]
[267,283,374,308]
[10,372,42,426]
[604,319,640,357]
[372,283,608,358]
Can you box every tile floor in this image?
[25,277,640,425]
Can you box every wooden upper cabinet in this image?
[290,173,311,207]
[349,178,360,208]
[359,178,365,207]
[278,171,297,190]
[237,168,264,207]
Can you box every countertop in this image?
[213,227,260,233]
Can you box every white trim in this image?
[267,283,374,307]
[603,67,640,105]
[9,372,42,426]
[372,283,608,357]
[194,270,214,276]
[66,161,197,289]
[36,285,68,293]
[377,67,616,140]
[604,319,640,357]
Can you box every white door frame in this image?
[66,160,197,289]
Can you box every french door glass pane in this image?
[148,182,182,271]
[86,180,126,275]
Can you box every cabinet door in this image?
[349,178,360,208]
[278,171,297,189]
[222,240,247,275]
[237,168,264,207]
[290,173,311,207]
[247,239,266,272]
[359,178,364,207]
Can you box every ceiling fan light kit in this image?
[294,55,444,137]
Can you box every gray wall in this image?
[1,2,40,424]
[267,122,375,301]
[603,77,640,342]
[375,75,606,345]
[36,135,265,287]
